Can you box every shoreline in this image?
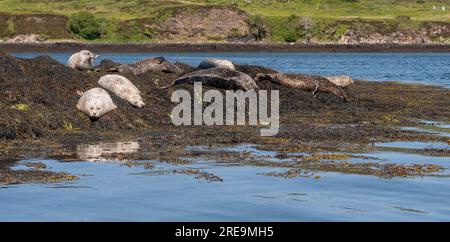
[2,42,450,53]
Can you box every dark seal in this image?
[162,67,258,91]
[114,57,182,75]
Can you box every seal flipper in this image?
[331,87,349,101]
[312,81,320,97]
[108,67,119,72]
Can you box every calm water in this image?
[1,53,449,221]
[12,52,450,88]
[1,140,449,221]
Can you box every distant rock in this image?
[6,34,46,43]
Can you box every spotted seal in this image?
[98,74,145,108]
[255,73,349,100]
[76,88,117,118]
[198,58,235,70]
[67,50,99,70]
[162,67,257,90]
[326,75,354,88]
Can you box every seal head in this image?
[76,87,117,118]
[67,50,99,70]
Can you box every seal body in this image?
[98,74,145,108]
[117,57,182,75]
[326,75,354,88]
[166,67,257,91]
[76,88,117,118]
[256,73,349,100]
[67,50,99,70]
[198,58,235,70]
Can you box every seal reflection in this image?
[76,141,140,161]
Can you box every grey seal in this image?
[326,75,354,88]
[98,74,145,108]
[198,58,235,70]
[67,50,99,70]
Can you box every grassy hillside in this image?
[0,0,448,21]
[0,0,449,43]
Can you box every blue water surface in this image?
[13,52,450,88]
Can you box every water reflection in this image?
[2,141,450,221]
[76,141,140,161]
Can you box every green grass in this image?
[5,18,15,36]
[0,0,448,21]
[232,0,450,21]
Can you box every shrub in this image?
[119,20,143,41]
[97,17,116,38]
[283,31,299,42]
[5,19,15,36]
[228,28,242,38]
[143,28,157,38]
[67,12,101,40]
[333,24,349,39]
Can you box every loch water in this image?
[13,52,450,88]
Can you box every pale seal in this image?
[98,74,145,108]
[255,73,349,100]
[76,88,117,118]
[115,57,182,75]
[326,75,354,88]
[198,58,235,70]
[162,67,257,91]
[67,50,99,70]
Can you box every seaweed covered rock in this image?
[0,52,97,139]
[0,51,27,83]
[0,54,354,140]
[0,54,206,139]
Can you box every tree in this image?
[245,14,270,41]
[296,16,315,42]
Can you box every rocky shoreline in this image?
[1,51,448,144]
[2,42,450,53]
